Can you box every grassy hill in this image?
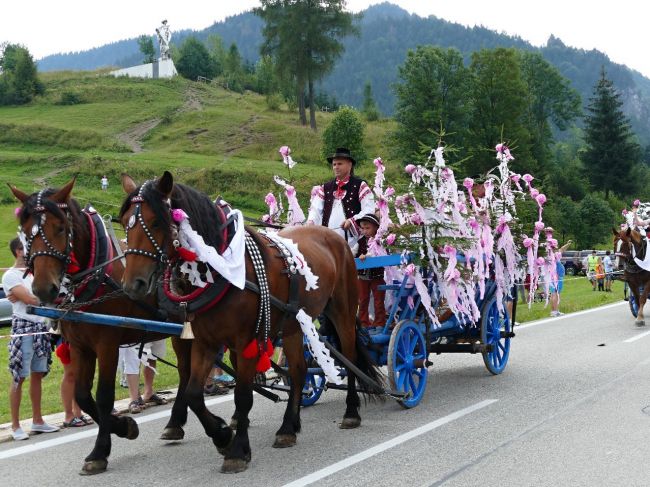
[0,72,398,267]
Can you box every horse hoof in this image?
[124,416,139,440]
[273,434,297,448]
[339,417,361,429]
[221,458,249,474]
[160,427,184,441]
[79,459,108,476]
[636,320,646,327]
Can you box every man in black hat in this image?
[307,148,375,247]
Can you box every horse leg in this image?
[222,357,256,474]
[184,342,232,456]
[160,337,191,441]
[638,285,649,326]
[78,344,138,476]
[273,331,305,448]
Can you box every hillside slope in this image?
[0,73,397,266]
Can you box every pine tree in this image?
[581,67,641,199]
[361,81,380,121]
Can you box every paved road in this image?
[2,301,650,487]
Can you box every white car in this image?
[0,285,12,325]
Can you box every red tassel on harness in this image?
[242,339,258,359]
[66,251,81,274]
[243,338,274,372]
[177,247,197,262]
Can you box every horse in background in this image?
[612,227,650,326]
[118,171,384,474]
[9,180,192,475]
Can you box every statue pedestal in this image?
[110,58,177,79]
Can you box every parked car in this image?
[560,250,608,276]
[0,285,12,326]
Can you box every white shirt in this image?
[1,267,46,322]
[307,178,374,246]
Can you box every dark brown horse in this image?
[9,180,192,475]
[118,171,383,474]
[613,227,650,326]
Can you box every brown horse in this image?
[9,180,192,475]
[612,227,650,326]
[118,171,383,474]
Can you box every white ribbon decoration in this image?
[177,210,246,289]
[261,231,319,291]
[296,309,343,385]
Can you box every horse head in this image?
[8,179,81,304]
[119,171,176,300]
[613,226,645,263]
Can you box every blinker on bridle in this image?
[123,181,175,263]
[22,189,74,275]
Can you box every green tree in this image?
[256,0,357,130]
[224,43,244,92]
[175,37,217,81]
[0,44,43,105]
[361,81,380,121]
[467,48,531,176]
[137,35,156,64]
[519,51,581,173]
[581,68,641,199]
[206,34,226,77]
[392,46,471,161]
[574,193,616,248]
[321,106,366,164]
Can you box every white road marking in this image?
[516,301,626,330]
[281,399,498,487]
[0,394,234,460]
[624,329,650,343]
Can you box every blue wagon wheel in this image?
[387,320,428,408]
[300,372,325,407]
[629,291,639,318]
[480,296,511,375]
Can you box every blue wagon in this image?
[299,253,515,409]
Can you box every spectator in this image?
[204,346,234,396]
[587,250,599,291]
[120,340,168,414]
[2,238,59,440]
[595,258,605,291]
[355,214,386,329]
[101,175,108,191]
[603,250,614,292]
[550,240,572,317]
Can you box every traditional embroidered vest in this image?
[322,175,363,228]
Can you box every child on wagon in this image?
[355,214,387,328]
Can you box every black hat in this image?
[327,147,356,165]
[357,213,380,227]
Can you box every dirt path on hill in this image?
[116,85,203,152]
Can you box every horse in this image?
[118,171,384,474]
[9,180,192,475]
[612,227,650,326]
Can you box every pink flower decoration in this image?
[265,193,277,206]
[495,143,504,152]
[171,209,188,222]
[262,214,272,223]
[530,188,540,199]
[634,199,641,206]
[534,221,545,232]
[384,186,395,197]
[373,157,383,168]
[536,194,546,206]
[511,174,520,183]
[279,146,290,157]
[285,185,295,197]
[394,195,405,207]
[463,178,474,190]
[386,233,396,245]
[622,209,628,215]
[523,237,533,248]
[457,201,467,213]
[468,218,479,230]
[14,207,22,217]
[547,238,558,248]
[405,263,416,276]
[536,257,545,266]
[405,164,417,175]
[410,214,423,225]
[522,174,534,184]
[441,167,453,180]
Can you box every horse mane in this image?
[120,180,225,250]
[20,188,87,240]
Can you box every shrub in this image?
[57,91,84,105]
[321,106,367,164]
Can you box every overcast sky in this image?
[2,1,647,77]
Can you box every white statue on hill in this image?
[156,19,172,61]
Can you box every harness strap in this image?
[244,280,299,315]
[104,214,126,268]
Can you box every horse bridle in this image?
[22,189,74,276]
[123,181,175,264]
[617,232,647,272]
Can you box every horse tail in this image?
[354,317,386,402]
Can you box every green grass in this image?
[515,275,623,322]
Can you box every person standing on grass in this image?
[550,240,572,317]
[2,238,59,440]
[101,175,108,191]
[587,250,599,291]
[603,250,614,292]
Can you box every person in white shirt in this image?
[2,238,59,440]
[307,148,375,248]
